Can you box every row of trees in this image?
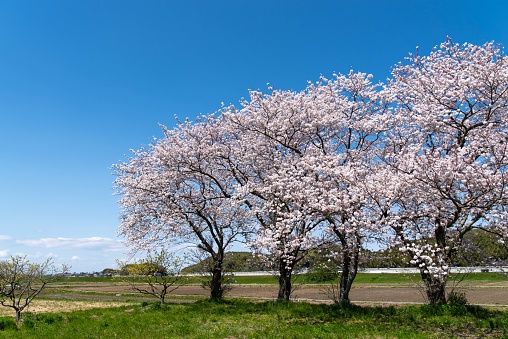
[114,39,508,305]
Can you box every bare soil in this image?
[47,281,508,306]
[187,282,508,306]
[2,281,507,316]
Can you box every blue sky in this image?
[0,0,507,273]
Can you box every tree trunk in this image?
[277,259,293,301]
[209,265,224,300]
[15,309,21,324]
[421,271,447,305]
[420,225,448,305]
[398,225,450,306]
[333,229,361,305]
[338,247,359,305]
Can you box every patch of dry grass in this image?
[0,300,135,317]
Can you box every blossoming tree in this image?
[114,37,508,307]
[223,71,386,302]
[114,117,252,300]
[380,39,508,304]
[224,88,328,300]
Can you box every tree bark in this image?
[277,258,293,301]
[338,247,359,305]
[420,225,448,305]
[421,271,447,305]
[397,226,450,305]
[209,264,224,300]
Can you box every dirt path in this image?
[42,281,508,307]
[197,283,508,306]
[1,281,505,318]
[1,281,504,318]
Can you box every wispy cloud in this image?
[0,249,9,257]
[16,237,125,251]
[0,235,12,241]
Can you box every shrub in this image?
[447,291,468,307]
[306,263,337,283]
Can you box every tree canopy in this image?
[114,39,508,304]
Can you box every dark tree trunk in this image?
[333,227,361,305]
[338,246,359,305]
[209,263,224,300]
[421,271,447,305]
[277,259,293,301]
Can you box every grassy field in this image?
[1,299,508,338]
[0,273,507,337]
[60,271,507,285]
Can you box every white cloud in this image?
[16,237,125,251]
[0,249,9,257]
[0,235,12,241]
[71,256,80,260]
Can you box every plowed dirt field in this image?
[2,281,507,317]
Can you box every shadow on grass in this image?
[148,297,500,321]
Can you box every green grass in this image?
[233,272,507,285]
[451,272,508,283]
[58,271,507,285]
[231,273,422,285]
[57,276,116,283]
[299,273,423,284]
[1,299,507,338]
[231,275,279,284]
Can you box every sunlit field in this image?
[1,299,508,338]
[1,273,508,338]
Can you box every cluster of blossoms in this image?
[399,243,450,277]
